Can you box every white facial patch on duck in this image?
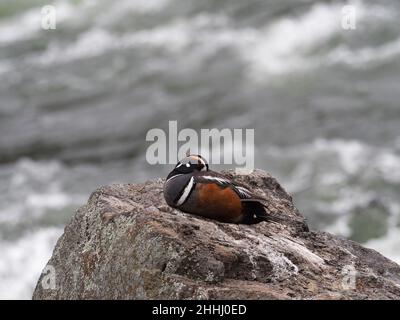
[189,155,208,170]
[189,155,206,164]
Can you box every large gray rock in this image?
[33,170,400,299]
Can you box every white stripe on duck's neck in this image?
[176,176,195,206]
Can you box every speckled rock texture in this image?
[33,170,400,300]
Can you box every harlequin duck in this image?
[163,154,278,224]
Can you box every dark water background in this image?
[1,0,400,298]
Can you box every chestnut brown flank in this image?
[197,183,243,222]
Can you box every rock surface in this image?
[33,170,400,299]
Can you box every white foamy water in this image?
[0,159,94,299]
[0,159,84,224]
[0,1,76,43]
[365,227,400,264]
[245,2,349,75]
[0,227,63,299]
[328,38,400,68]
[13,0,395,78]
[268,138,400,191]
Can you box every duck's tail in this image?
[241,200,309,231]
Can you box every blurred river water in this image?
[1,0,400,298]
